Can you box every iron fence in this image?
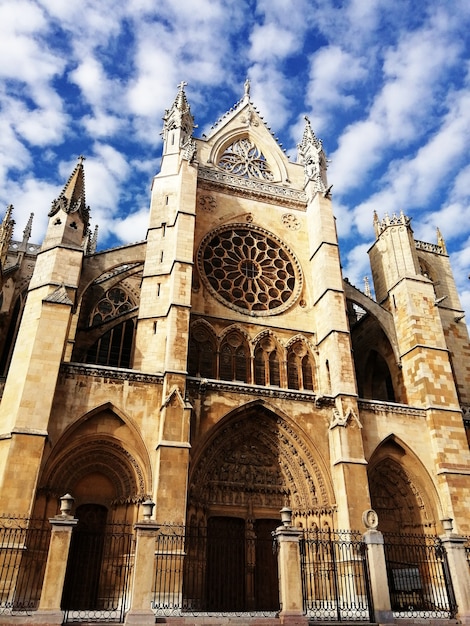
[62,522,134,623]
[152,521,279,617]
[0,517,51,615]
[383,533,457,619]
[300,528,373,621]
[465,536,470,570]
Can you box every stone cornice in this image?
[61,362,164,384]
[186,377,332,404]
[198,166,306,208]
[358,398,426,418]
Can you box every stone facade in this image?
[0,83,470,615]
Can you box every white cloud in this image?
[249,23,297,62]
[111,206,149,244]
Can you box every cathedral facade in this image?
[0,83,469,622]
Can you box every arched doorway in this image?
[186,403,334,612]
[368,438,439,534]
[61,504,108,610]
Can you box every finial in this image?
[437,227,447,254]
[244,77,251,99]
[19,212,34,251]
[364,276,371,297]
[78,155,86,166]
[177,80,187,92]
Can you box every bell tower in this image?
[369,210,470,530]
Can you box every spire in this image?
[19,213,34,252]
[162,81,195,148]
[0,205,14,269]
[437,227,447,254]
[297,116,328,193]
[49,156,90,230]
[86,224,99,255]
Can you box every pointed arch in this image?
[188,400,336,524]
[207,122,289,184]
[252,331,283,387]
[188,319,217,378]
[367,435,443,534]
[38,403,152,511]
[219,325,251,383]
[285,336,316,391]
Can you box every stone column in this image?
[440,521,470,626]
[35,512,78,625]
[273,515,308,626]
[125,512,159,625]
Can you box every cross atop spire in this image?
[162,82,195,155]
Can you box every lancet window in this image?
[254,337,280,387]
[217,138,274,181]
[188,325,216,378]
[287,342,314,391]
[219,332,249,382]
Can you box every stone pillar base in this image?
[457,611,470,626]
[279,612,308,626]
[124,608,155,625]
[373,609,394,623]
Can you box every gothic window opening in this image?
[0,290,27,376]
[85,319,136,368]
[188,325,216,378]
[220,333,248,382]
[90,287,135,327]
[217,138,274,181]
[365,350,395,402]
[287,342,314,391]
[254,336,280,386]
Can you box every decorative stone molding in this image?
[358,398,426,418]
[415,239,445,255]
[282,213,301,230]
[61,362,164,384]
[186,376,327,403]
[197,194,216,212]
[198,166,306,207]
[330,398,362,429]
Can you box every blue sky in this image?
[2,0,470,312]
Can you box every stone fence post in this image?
[125,501,159,625]
[35,495,78,625]
[362,529,393,623]
[273,507,308,626]
[440,521,470,626]
[361,509,393,624]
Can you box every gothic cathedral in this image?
[0,82,469,616]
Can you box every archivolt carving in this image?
[42,438,147,504]
[189,408,332,515]
[369,456,435,531]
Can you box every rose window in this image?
[198,225,302,316]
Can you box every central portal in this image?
[205,517,279,612]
